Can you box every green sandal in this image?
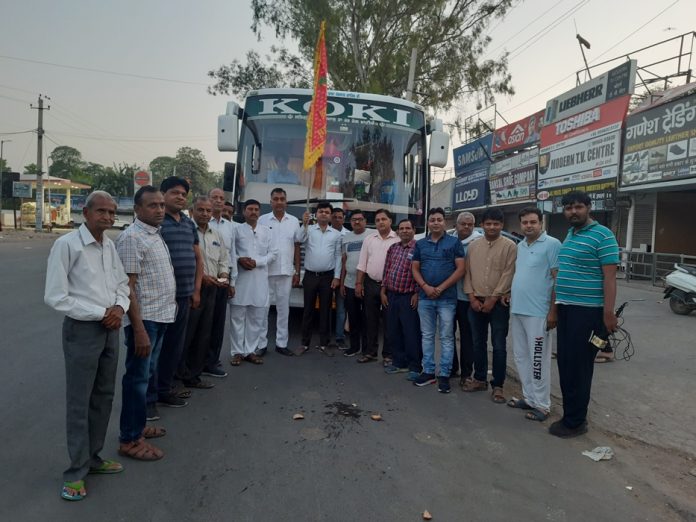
[61,480,86,501]
[89,459,124,474]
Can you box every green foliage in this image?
[149,156,177,189]
[208,0,515,111]
[49,146,84,180]
[23,163,40,174]
[175,147,218,196]
[89,163,133,197]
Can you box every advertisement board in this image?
[12,182,32,198]
[621,92,696,188]
[544,60,636,125]
[490,149,538,205]
[538,96,630,189]
[491,110,544,155]
[544,180,617,213]
[452,134,492,210]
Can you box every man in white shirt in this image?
[258,188,304,357]
[229,199,277,366]
[355,208,399,364]
[206,188,237,378]
[331,207,348,348]
[45,190,130,501]
[296,201,342,356]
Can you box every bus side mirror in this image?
[428,128,449,168]
[218,102,240,152]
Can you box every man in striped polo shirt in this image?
[551,191,619,438]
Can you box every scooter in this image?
[663,263,696,315]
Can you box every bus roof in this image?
[245,88,425,113]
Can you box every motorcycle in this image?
[663,263,696,315]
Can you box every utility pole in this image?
[0,139,10,232]
[31,95,50,232]
[405,48,417,101]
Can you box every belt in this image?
[365,275,382,285]
[304,270,334,277]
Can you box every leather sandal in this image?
[118,438,164,461]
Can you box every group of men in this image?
[45,181,618,501]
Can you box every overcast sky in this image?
[1,0,694,175]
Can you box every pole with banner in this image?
[303,20,329,223]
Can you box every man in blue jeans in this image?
[463,208,517,403]
[116,186,177,460]
[411,207,465,393]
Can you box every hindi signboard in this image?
[621,91,696,188]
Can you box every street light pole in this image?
[0,139,12,232]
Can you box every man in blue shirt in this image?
[508,207,561,422]
[156,176,203,409]
[411,207,466,393]
[550,191,619,438]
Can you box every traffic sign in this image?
[134,170,151,187]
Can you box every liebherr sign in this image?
[544,60,636,125]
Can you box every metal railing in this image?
[619,249,696,286]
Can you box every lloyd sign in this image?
[452,134,492,210]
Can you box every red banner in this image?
[303,21,329,171]
[540,95,631,148]
[492,109,545,155]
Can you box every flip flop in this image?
[142,425,167,439]
[525,409,550,422]
[61,480,87,501]
[507,397,533,410]
[594,355,614,363]
[89,459,123,474]
[356,355,377,363]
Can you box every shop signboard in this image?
[538,95,630,190]
[489,149,538,205]
[545,180,617,213]
[621,91,696,188]
[491,110,545,155]
[452,134,492,210]
[544,60,636,125]
[12,182,32,198]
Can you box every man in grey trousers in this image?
[45,190,131,501]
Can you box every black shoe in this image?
[343,347,360,357]
[202,367,228,378]
[146,403,160,421]
[315,345,335,357]
[548,420,588,438]
[437,376,451,394]
[413,373,437,387]
[182,378,215,389]
[336,339,347,350]
[158,394,188,408]
[275,346,295,357]
[255,347,267,357]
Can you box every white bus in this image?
[217,88,449,306]
[217,88,449,232]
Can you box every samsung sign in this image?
[452,134,492,210]
[545,60,636,125]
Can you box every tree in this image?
[49,145,85,180]
[149,156,177,189]
[174,147,216,196]
[208,0,515,111]
[0,159,10,173]
[24,163,40,174]
[89,163,132,197]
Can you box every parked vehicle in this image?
[663,263,696,315]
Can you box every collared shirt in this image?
[556,221,619,307]
[464,235,517,298]
[115,218,177,324]
[341,229,372,289]
[45,224,130,321]
[383,240,418,294]
[356,230,399,282]
[511,232,561,317]
[259,211,303,276]
[412,233,465,300]
[456,231,483,300]
[160,212,199,298]
[301,224,342,278]
[197,225,230,278]
[232,222,277,307]
[209,216,238,282]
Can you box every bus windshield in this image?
[233,91,428,231]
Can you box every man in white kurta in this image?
[258,188,305,356]
[229,199,277,364]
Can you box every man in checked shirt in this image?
[380,219,422,381]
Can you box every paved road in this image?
[0,233,686,521]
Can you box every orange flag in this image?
[303,21,328,173]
